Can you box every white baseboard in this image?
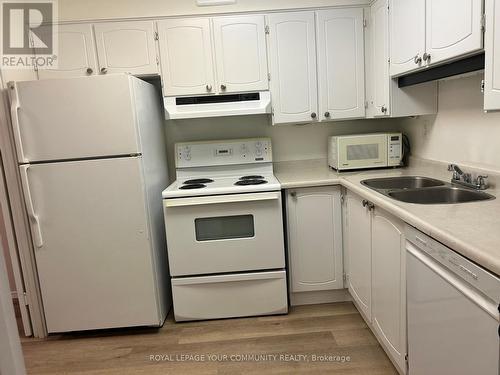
[289,289,351,306]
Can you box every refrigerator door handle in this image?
[20,165,43,248]
[9,84,27,163]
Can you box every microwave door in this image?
[339,135,388,169]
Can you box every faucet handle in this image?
[476,175,489,189]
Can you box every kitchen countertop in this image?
[274,158,500,276]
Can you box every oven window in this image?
[347,143,379,160]
[195,215,255,241]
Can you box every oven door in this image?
[164,191,285,276]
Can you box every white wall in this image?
[165,115,401,179]
[58,0,368,22]
[401,73,500,173]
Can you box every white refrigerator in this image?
[9,74,171,333]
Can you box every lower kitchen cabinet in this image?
[372,207,407,374]
[345,190,407,374]
[286,186,343,293]
[344,190,372,321]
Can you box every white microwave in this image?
[328,133,403,171]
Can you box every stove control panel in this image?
[176,138,272,168]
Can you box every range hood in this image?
[164,91,271,120]
[398,53,485,88]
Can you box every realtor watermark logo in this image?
[1,0,58,69]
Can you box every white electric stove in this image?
[162,138,288,322]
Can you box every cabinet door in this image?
[317,8,365,120]
[93,21,158,76]
[212,15,268,93]
[345,192,372,321]
[267,12,318,125]
[287,187,343,293]
[371,0,391,117]
[157,18,215,96]
[484,0,500,111]
[425,0,483,66]
[37,24,98,79]
[389,0,426,76]
[372,209,407,374]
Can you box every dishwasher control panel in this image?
[405,225,500,302]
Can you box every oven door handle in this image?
[164,192,281,208]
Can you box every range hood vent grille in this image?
[164,91,271,120]
[398,53,485,88]
[176,92,260,105]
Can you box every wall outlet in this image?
[422,119,430,139]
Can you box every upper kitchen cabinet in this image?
[158,15,268,97]
[93,21,159,76]
[425,0,483,66]
[316,8,365,120]
[368,0,390,116]
[389,0,426,76]
[484,0,500,111]
[37,24,98,79]
[212,15,268,93]
[390,0,484,76]
[267,12,318,125]
[157,18,215,96]
[286,187,343,295]
[367,0,438,117]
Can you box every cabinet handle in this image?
[381,106,387,114]
[290,191,297,198]
[423,52,431,62]
[100,67,108,74]
[86,67,93,75]
[324,111,330,118]
[311,112,317,119]
[220,84,227,91]
[414,54,422,65]
[362,199,375,210]
[206,84,212,92]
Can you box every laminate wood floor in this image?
[21,302,398,375]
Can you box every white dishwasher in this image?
[406,226,500,375]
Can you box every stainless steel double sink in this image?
[361,176,495,204]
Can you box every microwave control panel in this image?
[176,138,272,168]
[388,133,402,166]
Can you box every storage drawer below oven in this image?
[171,271,288,321]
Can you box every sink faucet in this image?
[448,164,489,190]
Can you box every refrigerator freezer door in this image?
[20,157,161,332]
[11,75,141,163]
